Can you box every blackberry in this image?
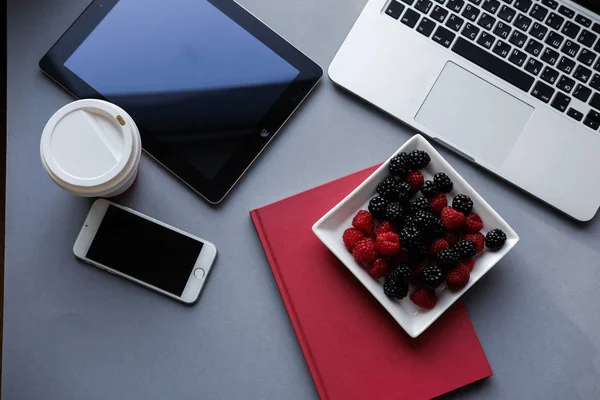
[400,226,422,249]
[485,229,507,250]
[386,202,405,225]
[390,264,411,283]
[383,276,409,299]
[397,182,413,202]
[437,248,460,270]
[426,217,444,238]
[421,180,438,198]
[433,172,453,193]
[421,265,444,289]
[407,150,431,169]
[410,197,432,214]
[376,177,400,200]
[410,211,435,230]
[452,194,473,214]
[408,243,428,263]
[368,196,389,220]
[454,239,477,259]
[389,152,410,177]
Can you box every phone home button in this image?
[194,268,205,279]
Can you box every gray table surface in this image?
[5,0,600,399]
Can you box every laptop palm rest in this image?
[415,62,534,167]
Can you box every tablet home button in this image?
[194,268,205,279]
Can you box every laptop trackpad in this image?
[415,62,534,166]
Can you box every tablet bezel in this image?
[40,0,323,203]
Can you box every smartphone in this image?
[73,199,217,304]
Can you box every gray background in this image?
[5,0,600,399]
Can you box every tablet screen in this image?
[64,0,300,179]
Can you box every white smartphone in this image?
[73,199,217,304]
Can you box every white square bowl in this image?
[312,135,519,338]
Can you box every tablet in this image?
[40,0,322,203]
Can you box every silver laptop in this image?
[330,0,600,221]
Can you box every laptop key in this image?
[417,17,437,36]
[415,0,434,14]
[451,37,535,91]
[494,21,512,39]
[469,0,482,4]
[556,75,575,93]
[509,30,527,48]
[541,66,559,84]
[590,74,600,91]
[595,59,600,72]
[513,0,531,13]
[545,12,564,30]
[524,38,543,56]
[461,22,480,40]
[447,0,465,12]
[592,23,600,35]
[498,5,516,23]
[530,4,549,22]
[462,4,480,21]
[431,6,449,22]
[509,48,527,66]
[524,57,543,75]
[531,81,554,103]
[477,31,496,49]
[432,26,456,47]
[551,92,571,112]
[401,8,421,27]
[575,15,592,28]
[514,14,532,31]
[590,93,600,111]
[477,13,496,30]
[541,0,557,10]
[567,108,584,121]
[482,0,500,14]
[557,5,575,19]
[562,21,580,39]
[595,39,600,53]
[446,14,465,31]
[545,31,564,49]
[573,84,592,101]
[385,1,405,19]
[401,0,415,5]
[577,30,597,48]
[578,49,596,67]
[583,110,600,130]
[541,47,559,65]
[493,40,512,57]
[557,56,576,74]
[561,40,580,58]
[573,65,591,83]
[529,22,548,40]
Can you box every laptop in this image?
[330,0,600,221]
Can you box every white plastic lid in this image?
[41,99,138,191]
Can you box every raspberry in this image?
[452,194,473,214]
[429,238,450,257]
[384,276,408,299]
[454,239,478,259]
[464,213,484,233]
[376,221,395,236]
[437,248,460,270]
[421,265,444,288]
[433,172,453,193]
[441,206,465,230]
[421,180,438,198]
[368,258,390,279]
[446,264,470,289]
[352,238,378,268]
[486,229,507,250]
[342,228,365,252]
[428,193,447,216]
[352,210,375,237]
[405,171,424,192]
[376,232,401,257]
[464,232,485,253]
[442,231,460,246]
[368,196,389,220]
[410,288,437,309]
[459,259,475,272]
[411,261,426,278]
[407,150,431,169]
[389,152,410,177]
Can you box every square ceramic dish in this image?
[312,135,519,338]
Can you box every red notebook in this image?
[251,166,492,400]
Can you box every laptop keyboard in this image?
[385,0,600,130]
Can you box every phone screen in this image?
[86,205,204,296]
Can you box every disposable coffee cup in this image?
[40,99,142,197]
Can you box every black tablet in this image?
[40,0,322,203]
